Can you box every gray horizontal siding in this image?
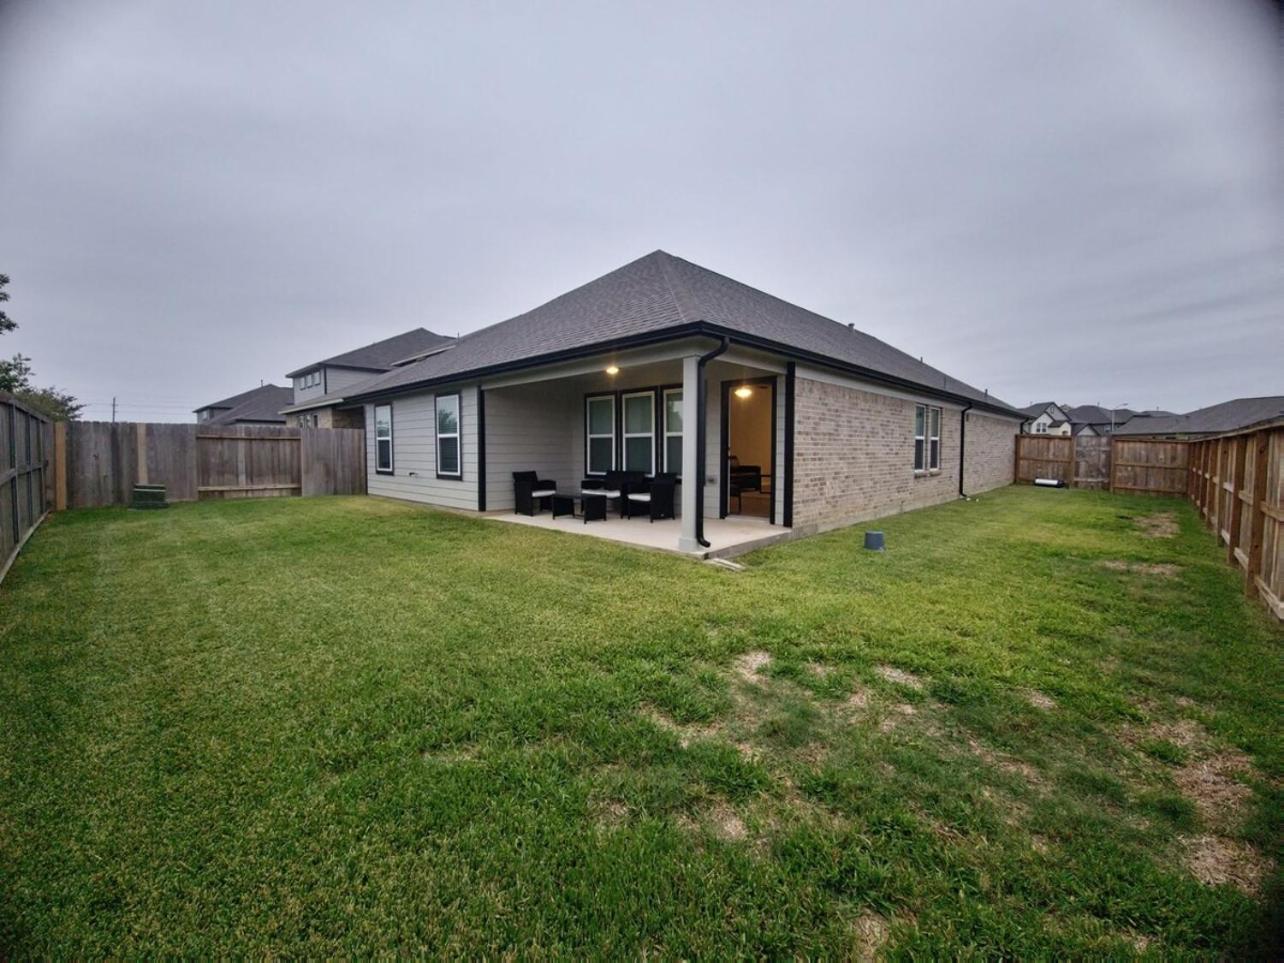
[483,382,579,511]
[365,385,479,511]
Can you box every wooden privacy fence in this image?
[1016,434,1191,494]
[55,423,366,510]
[1187,424,1284,619]
[1,392,53,582]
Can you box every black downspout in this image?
[783,362,795,528]
[694,336,730,548]
[476,386,486,511]
[958,402,973,497]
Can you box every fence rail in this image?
[1,392,52,584]
[57,423,366,510]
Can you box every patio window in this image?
[586,394,615,475]
[622,390,655,474]
[435,393,461,478]
[914,404,942,472]
[374,404,393,474]
[663,388,683,477]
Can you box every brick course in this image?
[792,376,1015,531]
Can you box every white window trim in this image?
[662,387,683,478]
[374,403,393,474]
[929,405,941,472]
[585,394,616,476]
[434,393,462,479]
[913,403,942,475]
[621,390,656,475]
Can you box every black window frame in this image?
[374,403,394,475]
[434,392,463,480]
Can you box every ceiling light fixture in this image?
[734,386,753,399]
[605,365,620,375]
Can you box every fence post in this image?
[1244,431,1269,601]
[1226,436,1246,566]
[53,421,67,511]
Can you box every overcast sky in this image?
[0,1,1279,421]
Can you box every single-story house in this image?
[343,250,1025,554]
[1020,402,1072,435]
[280,327,454,428]
[194,384,294,426]
[1114,396,1284,440]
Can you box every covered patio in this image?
[486,509,793,559]
[478,338,789,555]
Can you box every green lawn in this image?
[1,488,1279,956]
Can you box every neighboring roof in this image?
[285,328,453,378]
[202,384,294,425]
[1114,396,1284,437]
[347,251,1020,416]
[196,383,287,413]
[1020,401,1056,418]
[1064,404,1116,426]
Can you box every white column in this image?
[678,354,701,552]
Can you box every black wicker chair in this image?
[627,475,677,522]
[513,471,557,516]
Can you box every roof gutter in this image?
[694,336,730,548]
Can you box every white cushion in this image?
[531,489,557,497]
[627,493,651,502]
[581,489,620,497]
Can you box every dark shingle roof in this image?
[1020,401,1060,418]
[348,251,1019,414]
[1114,396,1284,437]
[285,328,453,378]
[202,385,293,425]
[196,383,287,413]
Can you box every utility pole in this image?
[111,396,117,424]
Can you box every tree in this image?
[0,274,83,420]
[0,275,14,335]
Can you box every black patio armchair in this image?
[627,475,676,522]
[512,471,557,516]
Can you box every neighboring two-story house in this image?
[279,328,453,427]
[194,384,293,426]
[1020,402,1071,435]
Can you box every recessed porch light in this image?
[734,386,753,399]
[605,365,620,375]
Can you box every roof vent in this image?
[847,323,855,330]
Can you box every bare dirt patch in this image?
[1181,834,1270,895]
[805,660,835,678]
[1174,752,1254,829]
[844,687,870,711]
[967,737,1047,790]
[642,706,724,749]
[1023,689,1057,710]
[1135,512,1178,539]
[734,650,772,684]
[878,702,918,733]
[685,800,747,841]
[1101,559,1181,578]
[875,664,924,690]
[593,799,629,831]
[850,911,890,961]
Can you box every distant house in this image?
[1020,402,1072,435]
[280,328,453,427]
[1114,396,1284,440]
[194,384,294,426]
[1062,405,1139,437]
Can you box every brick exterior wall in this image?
[792,375,1016,531]
[962,411,1017,495]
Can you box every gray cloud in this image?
[0,0,1279,420]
